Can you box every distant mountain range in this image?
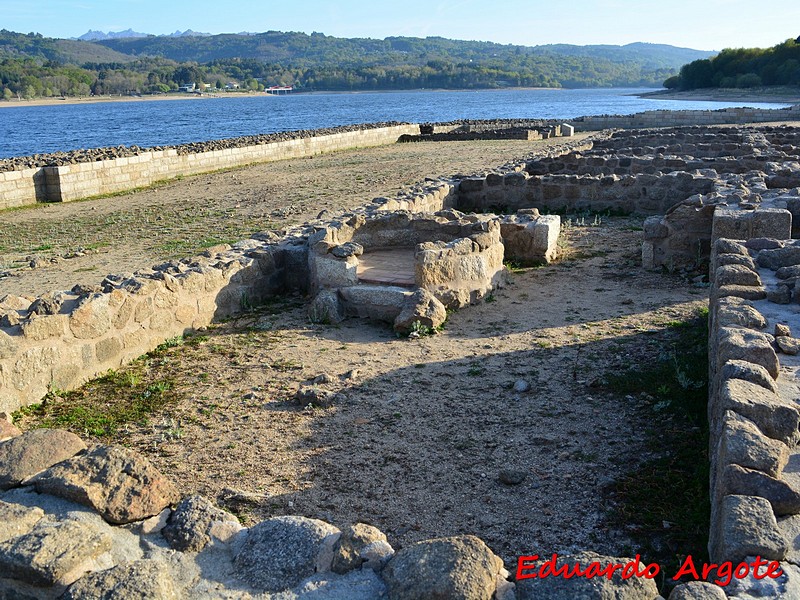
[76,29,212,41]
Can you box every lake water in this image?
[0,88,793,159]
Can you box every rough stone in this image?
[776,336,800,355]
[0,419,21,442]
[382,535,504,600]
[776,323,793,337]
[69,294,112,339]
[233,515,340,592]
[767,284,793,304]
[498,469,527,485]
[720,378,800,445]
[720,360,778,393]
[162,495,243,552]
[757,246,800,270]
[291,569,387,599]
[720,464,800,515]
[745,238,784,251]
[393,288,448,335]
[718,411,789,478]
[668,581,727,600]
[715,298,767,330]
[715,239,749,256]
[308,289,345,324]
[715,284,767,301]
[0,519,112,586]
[709,495,789,564]
[331,522,392,574]
[716,253,756,270]
[717,327,779,379]
[61,559,179,600]
[331,242,364,258]
[31,444,180,524]
[294,386,337,408]
[715,264,762,287]
[0,429,86,491]
[515,551,660,600]
[0,500,44,544]
[776,265,800,280]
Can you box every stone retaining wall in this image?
[573,105,800,131]
[0,239,309,414]
[0,124,421,210]
[705,236,800,597]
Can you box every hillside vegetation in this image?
[0,28,714,99]
[666,37,800,90]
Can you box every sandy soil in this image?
[0,136,590,298]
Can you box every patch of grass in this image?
[603,306,709,595]
[30,243,53,252]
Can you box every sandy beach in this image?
[636,86,800,104]
[0,91,271,109]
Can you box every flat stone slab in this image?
[61,559,179,600]
[357,249,416,287]
[31,444,179,524]
[0,429,86,491]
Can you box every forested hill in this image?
[666,37,800,89]
[94,32,713,88]
[0,28,715,98]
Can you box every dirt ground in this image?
[116,217,706,567]
[0,136,589,298]
[6,137,709,568]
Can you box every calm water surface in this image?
[0,88,792,158]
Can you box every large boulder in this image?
[0,519,111,586]
[162,495,243,552]
[382,535,504,600]
[233,515,340,592]
[0,429,86,491]
[393,288,447,335]
[31,444,179,524]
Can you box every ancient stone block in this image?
[162,495,243,552]
[719,378,800,445]
[709,495,788,564]
[717,327,778,378]
[719,464,800,515]
[69,294,112,339]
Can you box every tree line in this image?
[665,37,800,90]
[0,28,706,99]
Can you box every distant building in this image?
[225,82,240,89]
[178,83,196,92]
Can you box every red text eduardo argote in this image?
[516,553,784,587]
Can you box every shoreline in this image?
[0,92,272,109]
[635,87,800,105]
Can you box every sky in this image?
[3,0,799,51]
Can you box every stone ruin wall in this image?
[705,234,800,598]
[6,115,800,597]
[0,123,427,210]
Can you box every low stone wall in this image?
[705,236,800,597]
[0,167,47,209]
[0,239,309,414]
[0,124,420,210]
[456,169,715,216]
[573,105,800,131]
